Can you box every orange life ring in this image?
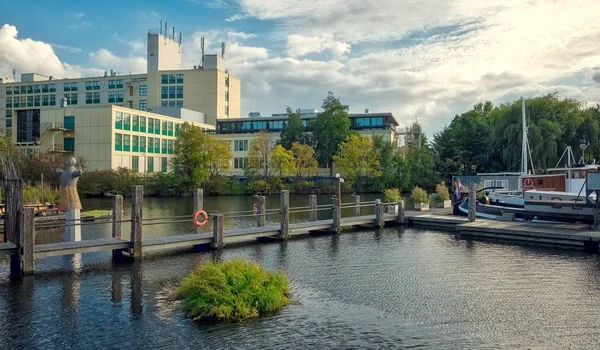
[192,210,209,227]
[524,178,534,188]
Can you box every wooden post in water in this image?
[332,197,341,234]
[212,214,224,249]
[20,207,35,276]
[353,195,360,217]
[280,190,290,240]
[193,189,203,234]
[112,195,123,260]
[130,186,143,258]
[468,189,476,222]
[397,200,405,224]
[375,199,384,228]
[256,196,266,227]
[594,208,600,231]
[309,195,317,221]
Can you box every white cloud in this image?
[88,49,146,75]
[183,30,268,67]
[286,34,350,57]
[74,12,85,19]
[50,43,85,54]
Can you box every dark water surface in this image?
[1,195,600,349]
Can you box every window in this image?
[6,109,12,118]
[115,133,123,151]
[86,92,93,104]
[154,119,160,134]
[33,85,40,93]
[175,124,180,137]
[161,74,168,84]
[139,85,147,96]
[132,135,139,152]
[162,138,168,154]
[42,84,49,93]
[234,157,247,169]
[176,101,183,108]
[70,82,78,91]
[161,86,168,99]
[49,84,56,92]
[371,117,384,127]
[20,86,26,94]
[162,121,167,135]
[6,87,12,95]
[168,139,174,154]
[132,156,139,172]
[154,137,160,153]
[140,136,146,152]
[225,76,229,87]
[93,92,100,103]
[176,86,183,98]
[123,134,130,151]
[27,96,33,107]
[93,81,100,90]
[34,95,40,106]
[13,97,20,107]
[176,73,183,84]
[167,122,173,136]
[147,156,154,173]
[20,96,26,106]
[86,81,93,90]
[108,80,123,89]
[225,105,229,116]
[234,140,249,152]
[108,91,116,103]
[64,115,75,130]
[169,86,175,99]
[64,137,75,152]
[42,95,48,106]
[6,119,12,128]
[116,91,124,102]
[225,91,229,102]
[133,115,139,131]
[140,116,147,132]
[69,93,78,105]
[64,83,71,92]
[49,95,56,106]
[161,157,168,172]
[147,137,154,153]
[139,100,147,111]
[115,111,123,129]
[13,86,19,95]
[496,180,509,189]
[5,97,11,108]
[148,118,154,133]
[168,74,175,84]
[168,101,176,107]
[123,113,131,130]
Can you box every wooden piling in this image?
[130,185,143,258]
[353,195,360,217]
[280,190,290,240]
[332,197,341,234]
[194,189,203,234]
[593,207,600,231]
[21,207,35,276]
[468,189,476,222]
[212,214,224,249]
[112,195,123,259]
[375,199,384,228]
[256,196,266,227]
[309,195,317,221]
[397,200,405,223]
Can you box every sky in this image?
[1,0,600,135]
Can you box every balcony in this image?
[47,145,73,153]
[40,122,75,136]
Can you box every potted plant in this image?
[411,186,429,211]
[383,188,401,214]
[433,182,451,208]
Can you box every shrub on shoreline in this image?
[178,260,291,322]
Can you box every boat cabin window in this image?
[537,179,544,185]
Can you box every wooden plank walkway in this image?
[0,242,17,258]
[35,238,130,259]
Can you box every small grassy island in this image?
[178,259,291,322]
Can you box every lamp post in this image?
[335,173,344,206]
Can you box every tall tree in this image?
[279,108,306,149]
[271,145,296,177]
[247,131,273,177]
[333,134,381,189]
[291,142,318,177]
[311,91,351,175]
[206,138,232,178]
[172,122,211,188]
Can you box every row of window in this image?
[85,92,101,104]
[114,134,175,154]
[108,80,124,89]
[216,117,387,134]
[160,101,184,108]
[85,81,101,90]
[131,156,168,173]
[234,140,249,152]
[5,95,56,108]
[161,74,184,84]
[108,91,124,103]
[234,157,248,169]
[160,86,183,99]
[6,84,56,95]
[139,85,147,96]
[63,83,78,92]
[114,112,179,136]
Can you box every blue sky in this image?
[1,0,600,134]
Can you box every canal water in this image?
[1,195,600,349]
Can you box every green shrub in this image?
[178,260,291,322]
[411,186,428,203]
[290,180,314,193]
[383,188,401,203]
[246,179,270,195]
[23,185,40,204]
[435,182,450,201]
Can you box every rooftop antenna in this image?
[12,69,16,81]
[221,42,225,58]
[200,37,205,68]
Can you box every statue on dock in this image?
[60,157,82,242]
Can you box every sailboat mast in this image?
[521,97,528,175]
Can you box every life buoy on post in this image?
[523,178,534,188]
[192,210,209,227]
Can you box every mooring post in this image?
[212,214,224,249]
[398,200,405,224]
[332,196,341,234]
[112,195,123,260]
[193,188,203,234]
[20,207,35,276]
[256,195,266,227]
[375,199,384,228]
[130,185,143,259]
[280,190,290,240]
[309,194,317,221]
[353,195,360,217]
[468,189,476,222]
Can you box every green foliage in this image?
[271,145,296,177]
[435,182,450,201]
[247,179,270,194]
[178,260,291,322]
[411,186,428,203]
[247,131,273,177]
[333,134,381,190]
[291,142,317,177]
[171,123,213,188]
[383,188,401,203]
[311,92,351,174]
[23,185,40,204]
[279,110,309,149]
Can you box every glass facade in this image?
[216,115,389,134]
